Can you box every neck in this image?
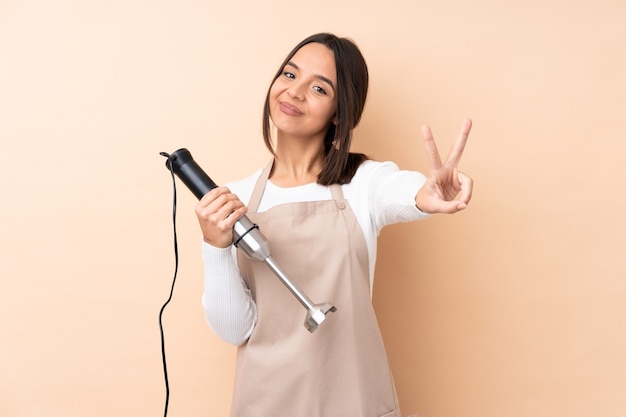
[270,133,325,187]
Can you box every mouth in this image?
[278,101,304,116]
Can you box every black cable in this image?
[159,152,178,417]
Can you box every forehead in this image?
[289,42,336,82]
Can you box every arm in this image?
[366,161,431,231]
[201,243,256,345]
[196,186,257,345]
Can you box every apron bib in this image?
[231,160,400,417]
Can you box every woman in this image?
[196,33,473,417]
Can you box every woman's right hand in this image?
[195,186,248,248]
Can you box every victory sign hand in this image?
[415,118,473,214]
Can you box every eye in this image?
[313,85,327,95]
[283,71,295,79]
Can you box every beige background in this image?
[1,0,625,416]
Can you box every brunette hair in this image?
[262,33,369,185]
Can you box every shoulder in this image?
[350,159,402,185]
[342,159,403,204]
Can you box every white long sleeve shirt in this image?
[201,160,430,345]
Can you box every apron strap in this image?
[329,183,345,202]
[248,159,274,213]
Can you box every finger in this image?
[196,187,243,223]
[209,195,245,223]
[445,118,472,166]
[421,124,443,170]
[428,198,467,214]
[196,187,223,210]
[224,205,248,226]
[198,186,232,206]
[455,171,473,206]
[219,200,247,223]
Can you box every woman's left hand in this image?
[415,118,473,214]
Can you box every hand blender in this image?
[161,148,337,332]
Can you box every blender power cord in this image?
[159,151,179,417]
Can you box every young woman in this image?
[195,33,473,417]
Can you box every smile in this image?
[279,101,304,116]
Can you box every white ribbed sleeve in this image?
[201,244,256,345]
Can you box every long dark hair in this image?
[262,33,369,185]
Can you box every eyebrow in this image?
[285,61,336,93]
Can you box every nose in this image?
[286,81,305,101]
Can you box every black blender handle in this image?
[163,148,218,200]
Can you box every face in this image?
[268,42,337,141]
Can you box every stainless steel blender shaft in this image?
[234,216,337,332]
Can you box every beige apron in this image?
[231,160,400,417]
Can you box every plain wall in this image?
[1,1,625,416]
